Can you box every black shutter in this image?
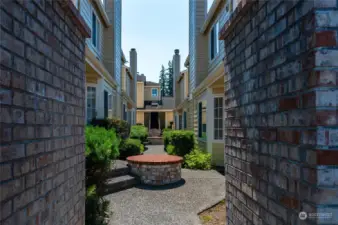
[198,102,202,137]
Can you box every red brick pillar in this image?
[220,0,338,225]
[0,0,90,224]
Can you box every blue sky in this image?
[122,0,189,83]
[122,0,213,83]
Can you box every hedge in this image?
[90,118,130,139]
[130,125,148,143]
[119,138,144,159]
[163,130,195,157]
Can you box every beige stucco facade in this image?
[144,86,161,101]
[136,76,174,130]
[137,82,145,108]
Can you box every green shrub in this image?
[85,126,120,189]
[163,130,195,156]
[86,185,110,225]
[163,129,172,151]
[119,138,144,159]
[91,118,130,139]
[166,144,175,155]
[184,148,211,170]
[85,126,119,224]
[130,125,148,143]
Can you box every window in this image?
[151,88,158,97]
[198,101,207,139]
[214,97,223,140]
[209,22,219,61]
[92,13,100,48]
[183,111,187,129]
[87,87,96,122]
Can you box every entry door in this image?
[104,91,108,118]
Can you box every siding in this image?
[136,111,144,124]
[144,86,160,101]
[212,142,224,166]
[80,0,103,61]
[166,111,174,127]
[80,0,91,27]
[137,82,144,108]
[114,0,122,89]
[189,0,208,93]
[207,1,231,74]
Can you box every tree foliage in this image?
[158,61,174,97]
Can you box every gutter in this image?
[92,0,111,27]
[200,0,223,34]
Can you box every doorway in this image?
[150,112,159,129]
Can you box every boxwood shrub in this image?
[85,126,119,224]
[184,148,211,170]
[85,126,120,185]
[90,118,130,139]
[119,138,144,159]
[163,130,195,157]
[130,125,148,143]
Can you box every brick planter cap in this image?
[127,154,183,165]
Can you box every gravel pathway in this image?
[143,145,167,155]
[105,145,225,225]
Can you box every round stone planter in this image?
[127,154,183,186]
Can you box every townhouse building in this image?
[136,75,175,133]
[121,49,137,125]
[174,0,233,167]
[77,0,136,124]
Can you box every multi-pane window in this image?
[209,22,219,61]
[214,97,223,140]
[183,111,187,129]
[198,101,207,139]
[152,88,158,97]
[87,87,96,122]
[92,13,100,48]
[179,115,183,130]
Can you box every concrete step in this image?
[108,160,130,177]
[104,175,139,194]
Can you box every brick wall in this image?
[0,0,89,224]
[221,0,338,225]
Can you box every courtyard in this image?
[104,145,225,225]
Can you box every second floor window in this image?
[210,22,219,61]
[92,13,100,48]
[152,88,158,97]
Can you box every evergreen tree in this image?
[167,60,173,97]
[159,65,166,98]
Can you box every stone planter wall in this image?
[129,162,181,185]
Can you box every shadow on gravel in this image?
[135,179,186,191]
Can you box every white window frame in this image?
[151,88,158,97]
[213,96,224,142]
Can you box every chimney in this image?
[130,48,137,102]
[172,49,180,106]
